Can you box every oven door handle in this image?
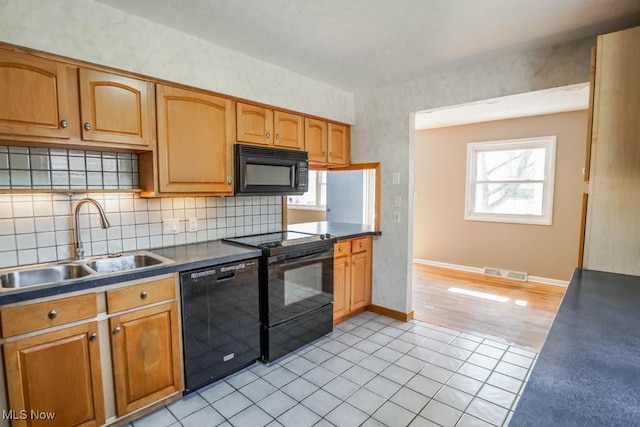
[269,250,333,265]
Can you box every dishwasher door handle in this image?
[216,273,235,282]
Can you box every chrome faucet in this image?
[74,198,110,259]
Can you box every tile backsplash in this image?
[0,145,139,190]
[0,193,282,269]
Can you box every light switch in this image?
[392,172,400,185]
[163,219,179,234]
[188,218,198,233]
[394,196,402,208]
[393,211,401,223]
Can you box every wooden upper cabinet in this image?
[236,102,304,150]
[156,84,234,194]
[79,68,153,148]
[0,50,70,139]
[110,302,181,416]
[3,322,105,427]
[328,123,350,166]
[236,103,273,146]
[274,111,304,150]
[305,118,328,163]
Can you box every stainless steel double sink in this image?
[0,251,173,290]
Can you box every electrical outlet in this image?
[163,219,179,234]
[393,211,401,223]
[188,218,198,232]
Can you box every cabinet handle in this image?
[60,120,68,128]
[227,177,232,185]
[322,151,326,158]
[345,261,348,267]
[338,247,343,252]
[360,243,364,248]
[329,152,333,157]
[89,333,97,342]
[266,132,271,139]
[352,260,356,265]
[275,133,280,140]
[48,310,57,320]
[140,291,148,300]
[112,326,121,335]
[83,122,92,131]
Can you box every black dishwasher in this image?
[180,258,260,394]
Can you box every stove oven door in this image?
[266,247,334,326]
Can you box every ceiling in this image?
[415,83,589,130]
[97,0,640,91]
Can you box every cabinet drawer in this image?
[351,237,371,253]
[106,277,175,313]
[0,293,97,338]
[335,241,351,256]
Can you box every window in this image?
[466,136,556,225]
[287,171,326,209]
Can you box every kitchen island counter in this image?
[510,268,640,426]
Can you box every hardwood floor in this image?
[412,264,566,352]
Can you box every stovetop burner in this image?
[223,231,335,255]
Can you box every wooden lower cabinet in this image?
[0,275,182,426]
[109,302,181,417]
[333,236,372,323]
[350,251,371,311]
[2,322,105,427]
[333,253,351,320]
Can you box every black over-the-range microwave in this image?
[234,144,309,196]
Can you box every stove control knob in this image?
[319,235,325,240]
[325,233,331,239]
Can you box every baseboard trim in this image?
[413,258,569,287]
[334,307,367,325]
[368,304,414,322]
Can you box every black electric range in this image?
[224,231,337,362]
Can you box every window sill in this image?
[465,213,552,226]
[287,206,327,212]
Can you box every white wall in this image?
[0,0,354,124]
[352,38,594,313]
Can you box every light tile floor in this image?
[130,312,537,427]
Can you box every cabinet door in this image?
[0,51,70,139]
[274,111,304,150]
[237,103,273,146]
[328,123,350,166]
[79,68,153,148]
[110,302,181,416]
[350,251,371,311]
[3,323,105,427]
[333,254,351,321]
[305,118,328,163]
[156,84,234,194]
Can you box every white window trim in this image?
[287,205,326,212]
[465,136,556,226]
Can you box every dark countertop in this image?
[510,269,640,427]
[0,241,261,306]
[288,221,381,240]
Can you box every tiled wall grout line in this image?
[0,144,285,268]
[0,192,282,268]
